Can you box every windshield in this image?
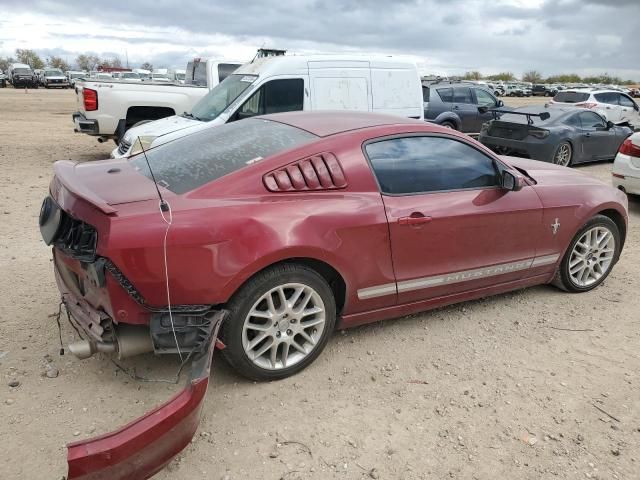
[190,74,257,121]
[45,69,63,76]
[130,118,318,194]
[122,73,140,79]
[14,68,32,75]
[176,72,185,80]
[153,74,168,79]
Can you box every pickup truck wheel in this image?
[221,264,336,381]
[552,215,620,293]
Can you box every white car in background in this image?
[612,132,640,195]
[551,89,640,130]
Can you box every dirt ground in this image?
[0,88,638,480]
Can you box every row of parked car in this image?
[0,63,188,89]
[66,52,639,171]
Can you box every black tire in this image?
[552,215,620,293]
[220,264,337,381]
[440,120,456,130]
[552,141,573,166]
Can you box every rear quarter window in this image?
[130,119,318,194]
[553,92,589,103]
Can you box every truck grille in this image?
[117,139,132,156]
[54,211,98,262]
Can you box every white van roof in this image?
[235,55,418,77]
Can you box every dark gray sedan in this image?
[478,106,633,166]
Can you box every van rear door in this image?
[370,60,424,119]
[307,60,371,112]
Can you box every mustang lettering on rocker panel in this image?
[357,254,560,300]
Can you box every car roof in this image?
[562,88,622,94]
[256,111,427,137]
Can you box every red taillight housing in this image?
[575,102,598,109]
[619,137,640,157]
[83,88,98,111]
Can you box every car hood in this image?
[52,158,169,213]
[124,115,203,143]
[499,156,606,187]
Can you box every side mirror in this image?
[477,106,489,114]
[497,100,504,107]
[606,120,614,130]
[502,170,525,191]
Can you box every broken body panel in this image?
[67,312,224,480]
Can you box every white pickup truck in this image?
[72,59,241,143]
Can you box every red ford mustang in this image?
[41,111,627,479]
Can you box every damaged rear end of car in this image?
[40,159,227,479]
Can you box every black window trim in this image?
[361,132,510,197]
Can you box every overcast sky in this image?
[1,0,639,79]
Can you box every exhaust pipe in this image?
[67,325,153,360]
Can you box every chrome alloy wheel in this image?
[554,143,572,166]
[242,283,326,370]
[568,226,615,287]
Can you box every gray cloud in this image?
[1,0,639,79]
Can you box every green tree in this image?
[47,56,70,71]
[546,73,582,84]
[522,70,542,83]
[462,70,482,80]
[485,72,515,81]
[76,54,101,71]
[15,49,44,69]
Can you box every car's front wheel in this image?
[553,215,620,292]
[221,264,336,381]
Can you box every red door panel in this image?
[382,186,543,304]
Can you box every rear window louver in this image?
[263,153,347,192]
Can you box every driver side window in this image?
[474,88,496,107]
[235,78,304,120]
[578,111,606,129]
[365,136,500,195]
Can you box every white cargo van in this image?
[113,55,423,158]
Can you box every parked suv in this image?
[423,81,504,134]
[42,68,70,88]
[532,84,557,97]
[551,89,640,130]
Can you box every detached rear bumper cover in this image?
[67,311,225,480]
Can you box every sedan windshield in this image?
[130,118,318,194]
[190,74,257,122]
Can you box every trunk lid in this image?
[53,159,168,213]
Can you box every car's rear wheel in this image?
[440,120,456,130]
[221,264,336,381]
[552,141,573,166]
[553,215,620,292]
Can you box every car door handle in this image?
[584,132,591,137]
[398,214,432,226]
[453,105,459,110]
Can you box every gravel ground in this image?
[0,88,638,480]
